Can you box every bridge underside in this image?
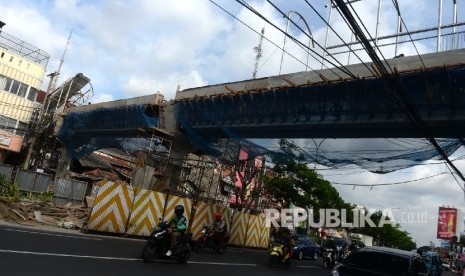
[177,65,465,139]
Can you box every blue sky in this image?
[2,0,465,246]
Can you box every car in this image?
[292,235,321,260]
[331,246,430,276]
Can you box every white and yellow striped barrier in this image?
[229,212,248,246]
[258,215,270,248]
[190,202,232,240]
[163,195,193,225]
[86,180,134,234]
[126,190,166,236]
[245,214,261,247]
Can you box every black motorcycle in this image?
[141,220,192,264]
[322,248,344,269]
[195,225,229,254]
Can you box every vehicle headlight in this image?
[202,229,207,234]
[331,269,340,276]
[293,246,298,250]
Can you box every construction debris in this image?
[0,198,91,230]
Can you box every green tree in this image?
[264,139,349,211]
[354,210,416,250]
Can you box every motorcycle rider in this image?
[166,205,187,257]
[278,228,295,261]
[323,237,339,265]
[211,211,227,248]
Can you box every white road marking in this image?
[0,249,140,261]
[0,249,257,266]
[4,228,102,240]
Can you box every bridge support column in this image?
[54,147,71,180]
[166,131,196,192]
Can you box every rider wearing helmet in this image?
[211,211,227,248]
[166,205,187,256]
[279,228,295,261]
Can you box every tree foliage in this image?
[263,139,417,250]
[354,210,417,250]
[263,139,347,210]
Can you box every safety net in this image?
[57,105,165,159]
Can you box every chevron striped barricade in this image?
[258,214,270,249]
[245,214,262,248]
[228,211,248,247]
[86,180,134,234]
[126,189,167,237]
[189,202,232,240]
[163,195,193,226]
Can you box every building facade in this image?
[0,30,49,162]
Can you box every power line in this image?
[301,0,376,75]
[331,172,448,186]
[333,0,465,186]
[235,0,345,77]
[207,0,311,70]
[390,0,426,68]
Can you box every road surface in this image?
[0,224,329,276]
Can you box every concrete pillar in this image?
[54,147,71,180]
[162,102,196,191]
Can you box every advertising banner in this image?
[437,207,457,240]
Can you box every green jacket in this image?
[170,215,187,232]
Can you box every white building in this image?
[0,26,49,162]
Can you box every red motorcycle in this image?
[195,225,229,254]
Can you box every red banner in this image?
[437,207,457,240]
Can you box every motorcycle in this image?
[268,242,292,269]
[195,225,229,254]
[141,220,192,264]
[322,248,344,269]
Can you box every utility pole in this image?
[51,30,72,93]
[24,30,72,170]
[23,72,58,170]
[252,27,265,79]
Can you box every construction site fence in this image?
[15,168,52,195]
[0,164,88,205]
[86,180,270,249]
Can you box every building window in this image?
[4,77,13,92]
[0,52,4,58]
[10,80,20,95]
[0,75,6,91]
[17,83,27,97]
[27,87,38,102]
[0,115,17,134]
[16,122,28,136]
[9,56,13,62]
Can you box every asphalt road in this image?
[0,224,330,276]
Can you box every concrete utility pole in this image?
[23,72,58,170]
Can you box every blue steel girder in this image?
[176,66,465,139]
